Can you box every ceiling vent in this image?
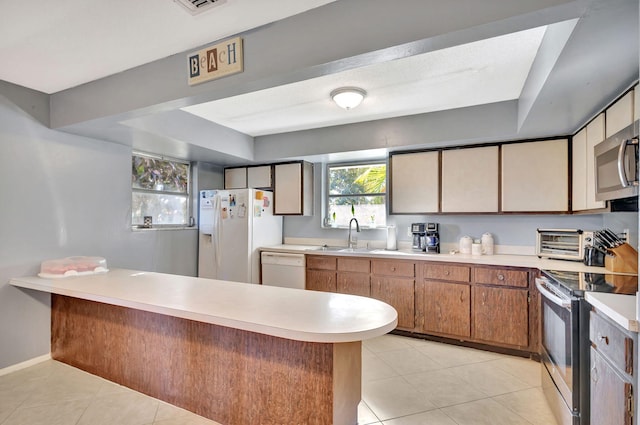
[174,0,227,15]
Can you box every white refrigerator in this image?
[198,189,283,283]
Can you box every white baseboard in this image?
[0,353,51,377]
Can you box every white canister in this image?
[459,236,472,254]
[481,232,494,255]
[471,242,483,256]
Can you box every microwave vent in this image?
[173,0,227,15]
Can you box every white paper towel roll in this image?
[386,225,397,250]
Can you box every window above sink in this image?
[326,162,387,228]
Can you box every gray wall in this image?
[0,88,198,368]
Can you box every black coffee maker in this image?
[411,223,426,250]
[424,223,440,253]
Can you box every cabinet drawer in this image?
[473,267,528,288]
[423,264,470,283]
[338,258,370,273]
[306,256,337,271]
[590,310,635,377]
[371,260,414,277]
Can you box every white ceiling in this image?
[182,26,547,136]
[1,0,637,165]
[0,0,336,94]
[0,0,550,139]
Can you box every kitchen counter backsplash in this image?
[283,212,639,252]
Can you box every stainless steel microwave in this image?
[594,122,639,201]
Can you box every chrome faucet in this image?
[348,218,360,249]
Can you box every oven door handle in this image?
[535,278,572,310]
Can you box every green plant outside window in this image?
[131,153,191,227]
[327,162,386,227]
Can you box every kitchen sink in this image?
[308,246,371,253]
[337,247,372,253]
[369,249,412,255]
[307,245,344,252]
[306,246,444,257]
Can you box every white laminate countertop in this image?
[260,244,609,273]
[585,292,639,332]
[10,269,398,344]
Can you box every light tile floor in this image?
[359,334,558,425]
[0,334,558,425]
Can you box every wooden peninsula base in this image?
[51,295,361,425]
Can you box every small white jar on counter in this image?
[459,236,472,254]
[481,233,494,255]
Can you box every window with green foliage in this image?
[327,162,386,228]
[131,152,190,228]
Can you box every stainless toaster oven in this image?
[536,229,594,261]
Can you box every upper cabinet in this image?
[390,151,439,214]
[573,114,606,212]
[274,162,314,216]
[390,139,568,214]
[247,165,272,189]
[606,91,634,137]
[224,167,247,189]
[572,128,588,211]
[585,115,607,210]
[441,146,499,213]
[225,165,272,189]
[501,139,569,212]
[224,162,313,215]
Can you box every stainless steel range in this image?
[536,270,638,425]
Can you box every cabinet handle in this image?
[444,270,450,276]
[460,290,464,302]
[482,291,486,305]
[497,274,505,281]
[391,267,396,271]
[591,365,598,383]
[598,334,609,345]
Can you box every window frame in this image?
[131,151,192,230]
[325,160,387,228]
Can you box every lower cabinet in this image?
[337,257,370,297]
[590,308,636,425]
[470,266,531,349]
[590,348,633,425]
[337,272,370,297]
[421,280,470,338]
[420,263,471,338]
[472,286,529,347]
[306,256,336,292]
[306,269,336,292]
[370,259,416,330]
[371,276,415,330]
[305,255,537,354]
[306,256,371,296]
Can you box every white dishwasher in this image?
[260,252,306,289]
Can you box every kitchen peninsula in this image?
[10,269,397,425]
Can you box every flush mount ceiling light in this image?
[330,87,366,110]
